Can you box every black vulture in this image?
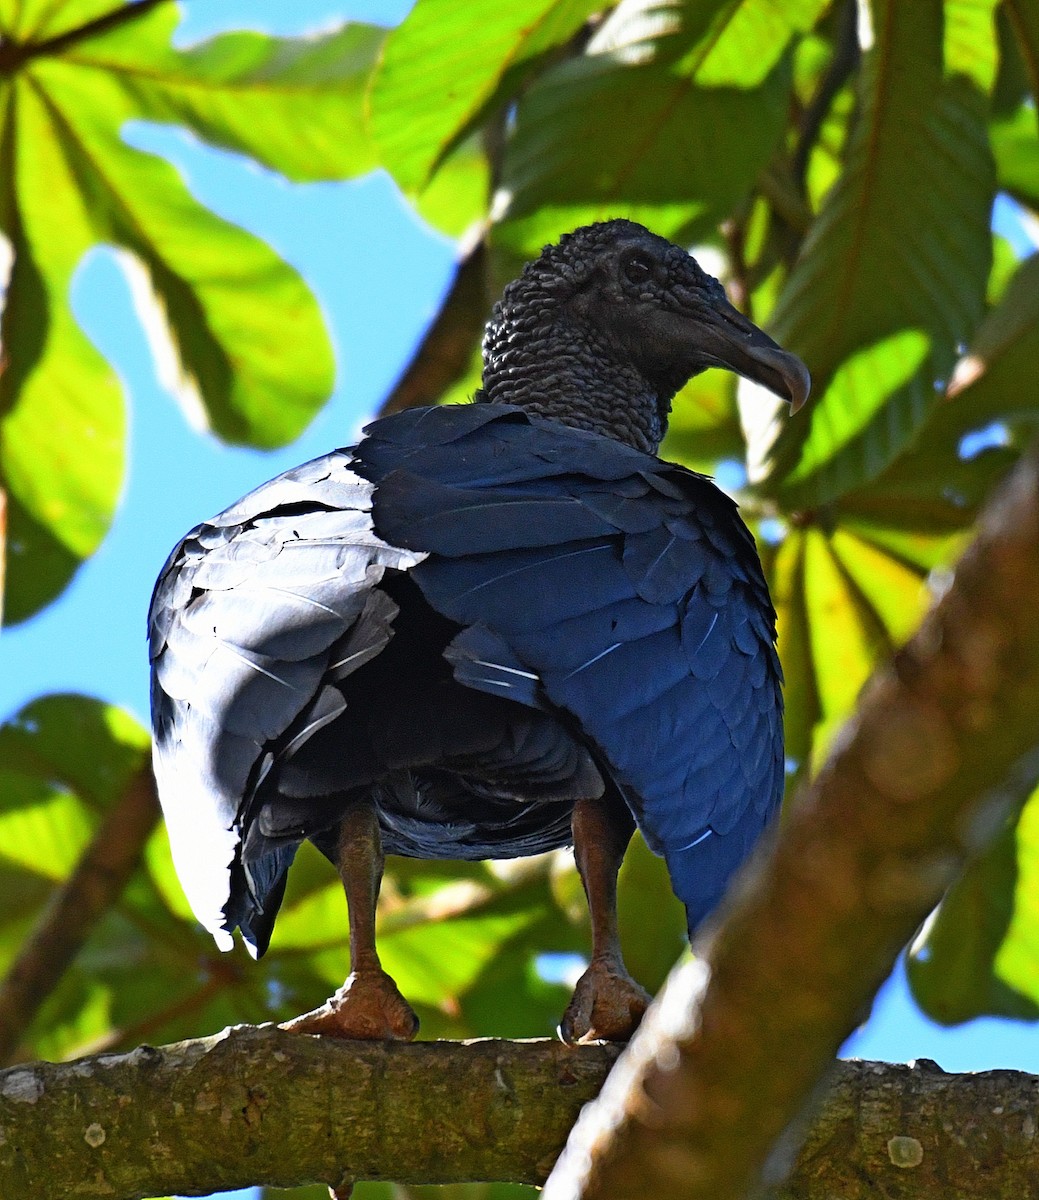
[149,220,809,1043]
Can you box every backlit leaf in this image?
[682,0,830,87]
[1004,0,1039,110]
[499,6,790,255]
[908,791,1039,1023]
[371,0,601,192]
[0,0,116,40]
[67,5,386,181]
[0,5,371,618]
[944,0,1000,91]
[0,80,124,622]
[775,330,934,507]
[991,104,1039,211]
[758,0,993,497]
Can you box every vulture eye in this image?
[623,253,654,284]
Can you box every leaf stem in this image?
[0,0,170,76]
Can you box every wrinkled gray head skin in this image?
[477,219,809,454]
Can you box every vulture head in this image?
[478,219,809,453]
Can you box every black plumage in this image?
[149,220,809,1041]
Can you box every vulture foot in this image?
[559,957,651,1043]
[281,969,419,1041]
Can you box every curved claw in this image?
[559,958,651,1044]
[281,969,419,1041]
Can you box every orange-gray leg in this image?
[281,803,418,1041]
[560,795,651,1043]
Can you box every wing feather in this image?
[149,452,424,946]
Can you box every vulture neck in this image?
[476,313,672,455]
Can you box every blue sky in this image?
[3,3,1039,1197]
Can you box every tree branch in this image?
[377,235,489,416]
[0,767,160,1065]
[545,446,1039,1200]
[0,1029,620,1197]
[1,1029,1037,1198]
[791,0,860,193]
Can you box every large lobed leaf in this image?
[0,78,124,624]
[0,1,380,622]
[835,251,1039,535]
[371,0,603,194]
[768,523,936,775]
[65,3,386,182]
[495,0,794,260]
[756,0,994,505]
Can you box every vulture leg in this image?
[560,795,652,1043]
[281,803,418,1041]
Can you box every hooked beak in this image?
[694,298,810,414]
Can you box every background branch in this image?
[1,1029,1037,1199]
[544,448,1039,1199]
[377,235,489,416]
[0,767,160,1065]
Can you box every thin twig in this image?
[791,0,861,193]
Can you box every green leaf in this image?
[759,0,994,497]
[776,329,934,507]
[0,485,6,626]
[944,0,1000,91]
[1,80,124,622]
[991,103,1039,211]
[498,9,790,255]
[65,5,387,181]
[371,0,601,192]
[0,0,119,41]
[31,57,335,447]
[415,135,493,238]
[616,832,687,992]
[0,5,365,619]
[661,369,745,473]
[770,525,930,774]
[995,790,1039,1012]
[680,0,830,87]
[908,789,1039,1023]
[801,529,879,751]
[839,252,1039,533]
[0,693,149,806]
[0,694,150,983]
[935,253,1039,442]
[770,531,819,772]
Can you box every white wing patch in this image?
[149,453,426,943]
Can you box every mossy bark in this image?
[2,1031,1037,1198]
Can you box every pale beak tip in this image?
[786,358,811,415]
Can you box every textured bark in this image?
[0,768,161,1065]
[0,1029,620,1198]
[377,236,489,416]
[1,1031,1037,1199]
[785,1059,1039,1199]
[545,447,1039,1200]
